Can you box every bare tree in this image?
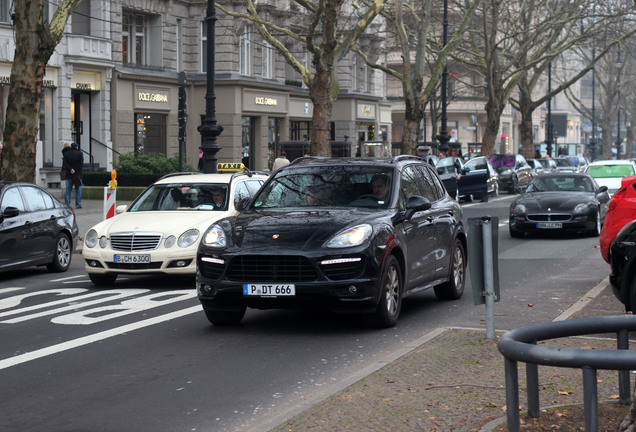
[354,0,479,155]
[216,0,385,156]
[0,0,83,182]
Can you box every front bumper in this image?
[196,249,384,314]
[82,247,197,275]
[509,214,596,234]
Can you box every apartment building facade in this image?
[0,0,391,188]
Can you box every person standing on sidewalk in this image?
[272,151,290,171]
[63,142,84,208]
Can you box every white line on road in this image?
[0,305,201,371]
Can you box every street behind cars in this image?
[0,181,78,273]
[508,172,610,238]
[197,156,467,328]
[82,167,269,285]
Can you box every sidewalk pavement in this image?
[261,280,631,432]
[69,199,632,432]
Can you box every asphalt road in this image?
[0,193,612,432]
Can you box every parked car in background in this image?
[584,160,636,196]
[567,155,590,172]
[608,220,636,312]
[486,154,532,193]
[0,181,78,273]
[535,157,558,173]
[461,156,500,200]
[436,156,491,202]
[527,158,547,177]
[554,156,578,173]
[82,167,269,285]
[508,173,610,238]
[599,175,636,263]
[197,156,467,328]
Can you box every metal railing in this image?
[497,315,636,432]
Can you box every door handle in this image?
[426,216,434,222]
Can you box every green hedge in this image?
[83,153,196,186]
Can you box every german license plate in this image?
[243,284,295,297]
[114,254,151,263]
[537,222,562,229]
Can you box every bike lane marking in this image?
[0,305,201,371]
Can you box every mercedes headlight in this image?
[202,224,227,248]
[326,224,372,248]
[85,229,98,248]
[178,229,200,248]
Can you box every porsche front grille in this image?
[226,255,318,282]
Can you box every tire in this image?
[463,194,473,203]
[89,273,118,286]
[365,255,402,328]
[509,225,523,238]
[480,192,489,202]
[434,239,466,300]
[204,307,246,325]
[46,233,72,272]
[589,210,601,237]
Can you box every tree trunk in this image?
[401,97,423,155]
[309,68,334,156]
[481,95,503,156]
[518,90,537,159]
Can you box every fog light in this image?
[176,260,187,267]
[89,260,98,267]
[348,285,357,294]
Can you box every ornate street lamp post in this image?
[616,45,622,160]
[436,0,450,156]
[198,0,223,173]
[546,62,553,157]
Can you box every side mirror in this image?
[115,205,128,215]
[596,185,608,194]
[404,196,432,220]
[1,206,19,219]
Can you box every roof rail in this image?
[391,155,423,163]
[157,171,199,181]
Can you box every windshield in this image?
[252,166,394,209]
[487,155,515,167]
[526,176,594,193]
[586,164,635,178]
[129,183,229,211]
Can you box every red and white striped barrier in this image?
[103,187,117,219]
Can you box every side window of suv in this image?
[398,166,422,211]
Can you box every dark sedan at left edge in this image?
[0,181,78,273]
[609,220,636,312]
[196,156,467,328]
[508,173,610,238]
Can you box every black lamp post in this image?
[198,0,223,173]
[436,0,450,155]
[590,55,597,162]
[616,45,622,160]
[546,62,553,157]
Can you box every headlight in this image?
[202,224,227,248]
[164,235,176,248]
[99,236,108,248]
[178,229,200,248]
[502,169,513,176]
[513,203,527,215]
[326,224,372,248]
[85,229,98,248]
[574,203,589,214]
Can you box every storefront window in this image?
[290,120,311,141]
[39,88,54,166]
[242,116,255,169]
[135,113,166,156]
[267,118,280,170]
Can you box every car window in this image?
[233,182,251,207]
[527,176,594,193]
[252,166,394,209]
[245,180,263,196]
[487,155,515,167]
[130,183,229,211]
[464,158,487,171]
[556,158,575,167]
[0,187,25,213]
[399,166,423,210]
[436,157,459,174]
[587,164,636,178]
[21,186,48,211]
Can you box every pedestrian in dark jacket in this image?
[62,142,84,208]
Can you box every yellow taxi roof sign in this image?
[217,163,245,172]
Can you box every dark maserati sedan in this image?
[197,156,467,328]
[508,173,610,238]
[0,181,79,273]
[608,220,636,312]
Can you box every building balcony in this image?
[66,35,113,65]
